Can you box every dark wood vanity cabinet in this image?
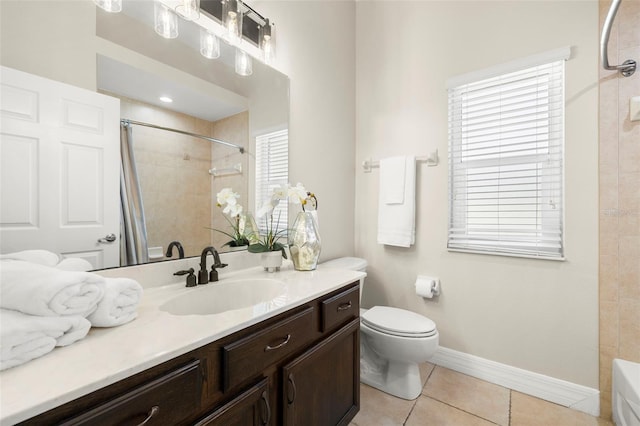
[21,281,360,426]
[282,319,360,426]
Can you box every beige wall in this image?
[598,0,640,418]
[355,1,600,389]
[0,1,96,91]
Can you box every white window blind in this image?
[255,129,288,234]
[448,57,565,260]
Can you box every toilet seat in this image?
[362,306,437,338]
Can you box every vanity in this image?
[0,264,364,426]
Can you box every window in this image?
[255,129,288,234]
[447,48,569,259]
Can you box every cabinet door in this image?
[195,378,271,426]
[282,319,359,426]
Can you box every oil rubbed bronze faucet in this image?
[198,246,228,284]
[166,241,185,259]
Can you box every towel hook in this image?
[601,0,636,77]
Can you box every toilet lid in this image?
[362,306,437,338]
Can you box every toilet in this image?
[320,257,439,400]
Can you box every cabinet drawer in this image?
[61,360,202,426]
[321,285,359,332]
[222,307,314,391]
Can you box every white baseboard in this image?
[430,346,600,417]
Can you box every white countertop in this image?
[0,265,364,425]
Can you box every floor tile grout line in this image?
[508,389,512,426]
[402,396,420,425]
[404,364,436,425]
[420,394,503,426]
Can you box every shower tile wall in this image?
[598,0,640,419]
[117,95,213,259]
[210,111,249,250]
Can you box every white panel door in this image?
[0,66,120,269]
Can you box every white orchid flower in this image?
[288,183,308,205]
[216,187,240,207]
[224,203,243,217]
[271,183,288,202]
[256,199,276,218]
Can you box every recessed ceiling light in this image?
[159,96,173,103]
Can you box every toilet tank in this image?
[321,257,367,272]
[320,257,367,302]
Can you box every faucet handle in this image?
[174,268,197,287]
[209,262,228,283]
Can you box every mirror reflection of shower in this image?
[112,94,249,266]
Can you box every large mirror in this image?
[0,0,289,270]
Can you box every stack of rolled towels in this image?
[0,250,143,371]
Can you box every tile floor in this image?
[350,364,613,426]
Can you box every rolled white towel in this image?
[56,257,94,272]
[87,278,143,327]
[0,309,91,370]
[0,259,105,317]
[0,250,60,267]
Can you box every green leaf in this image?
[248,243,269,253]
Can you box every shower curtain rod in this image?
[120,119,245,154]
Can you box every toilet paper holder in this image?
[415,275,441,299]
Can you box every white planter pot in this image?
[260,251,283,272]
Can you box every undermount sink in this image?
[160,278,288,316]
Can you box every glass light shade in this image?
[259,19,275,64]
[235,49,253,76]
[222,0,242,45]
[154,1,179,39]
[200,29,220,59]
[94,0,122,13]
[175,0,200,20]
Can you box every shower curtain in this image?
[120,123,149,266]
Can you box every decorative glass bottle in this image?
[288,211,321,271]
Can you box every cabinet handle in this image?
[287,373,297,405]
[265,334,291,351]
[260,390,271,425]
[136,405,159,426]
[337,301,352,311]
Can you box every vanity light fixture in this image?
[93,0,122,13]
[200,28,221,59]
[259,19,275,65]
[159,96,173,103]
[235,48,252,76]
[175,0,200,21]
[154,1,179,39]
[221,0,243,45]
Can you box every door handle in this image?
[97,233,116,243]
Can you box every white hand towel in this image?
[0,309,91,370]
[56,257,94,272]
[380,156,406,204]
[87,277,143,327]
[377,156,416,247]
[0,250,60,267]
[0,259,105,317]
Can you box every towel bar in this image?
[362,150,439,173]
